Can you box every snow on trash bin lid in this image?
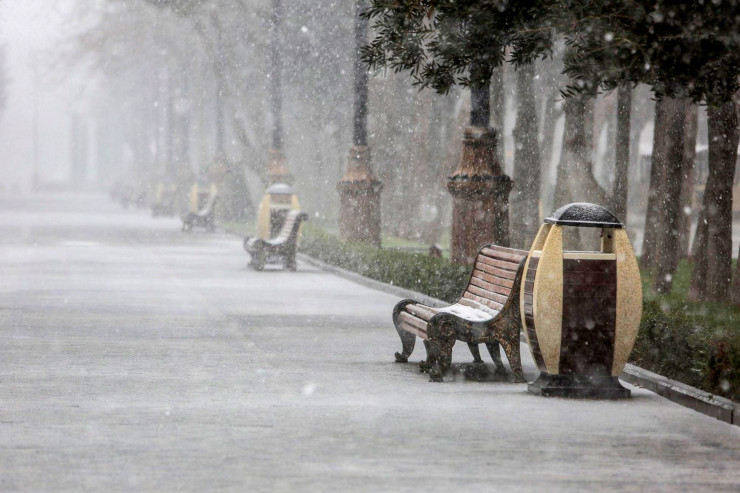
[266,183,294,195]
[544,202,622,229]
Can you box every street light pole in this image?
[265,0,292,185]
[32,53,40,191]
[212,11,225,159]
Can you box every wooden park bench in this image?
[243,209,308,271]
[392,244,528,382]
[181,188,218,232]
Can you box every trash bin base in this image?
[528,372,630,399]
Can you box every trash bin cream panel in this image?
[532,225,563,375]
[520,224,551,351]
[612,228,643,376]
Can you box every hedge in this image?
[298,225,470,303]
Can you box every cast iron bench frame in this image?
[392,244,528,382]
[243,210,308,271]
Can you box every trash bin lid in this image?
[266,183,294,195]
[544,202,623,228]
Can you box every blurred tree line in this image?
[69,0,740,302]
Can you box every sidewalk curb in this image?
[296,253,448,308]
[297,251,738,427]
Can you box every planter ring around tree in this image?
[520,203,642,399]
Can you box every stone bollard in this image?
[521,203,642,399]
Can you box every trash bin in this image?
[256,183,301,240]
[521,203,642,398]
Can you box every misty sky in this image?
[0,0,90,191]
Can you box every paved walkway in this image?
[1,194,738,492]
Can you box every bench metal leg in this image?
[467,343,484,364]
[428,336,455,382]
[485,341,507,375]
[500,337,525,383]
[285,249,297,271]
[418,340,433,372]
[393,327,416,363]
[464,342,491,381]
[427,316,456,382]
[251,250,266,271]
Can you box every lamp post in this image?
[337,0,382,246]
[265,0,292,185]
[446,83,511,264]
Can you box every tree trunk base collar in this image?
[446,128,511,264]
[449,126,503,179]
[267,149,293,185]
[339,145,378,183]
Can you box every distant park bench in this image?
[243,210,308,271]
[392,244,528,382]
[181,189,218,232]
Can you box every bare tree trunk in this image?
[642,98,682,270]
[733,243,740,305]
[613,86,631,221]
[539,85,563,216]
[689,207,709,300]
[490,67,506,169]
[554,96,608,208]
[510,63,541,249]
[653,97,687,293]
[703,100,739,302]
[678,104,698,258]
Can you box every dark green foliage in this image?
[362,0,555,91]
[298,225,470,303]
[632,300,739,401]
[363,0,740,104]
[560,0,740,105]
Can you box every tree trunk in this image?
[612,85,631,222]
[678,103,698,259]
[688,207,708,300]
[554,96,608,208]
[642,98,684,271]
[733,243,740,305]
[490,67,506,169]
[510,63,541,249]
[538,84,563,216]
[652,97,687,293]
[703,100,739,302]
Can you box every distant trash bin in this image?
[521,203,642,399]
[189,183,217,213]
[256,183,301,240]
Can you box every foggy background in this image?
[0,0,730,254]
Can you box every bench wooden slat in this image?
[405,303,437,321]
[468,276,512,297]
[399,312,428,334]
[466,285,508,305]
[474,261,518,280]
[471,269,515,289]
[399,322,428,340]
[480,247,527,263]
[476,255,520,272]
[463,291,504,312]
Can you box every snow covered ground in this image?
[0,193,738,492]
